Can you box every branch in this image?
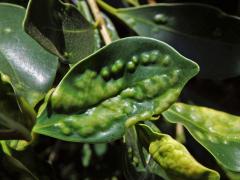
[87,0,112,45]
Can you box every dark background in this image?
[0,0,239,179]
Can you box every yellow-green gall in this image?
[100,67,110,79]
[127,61,136,72]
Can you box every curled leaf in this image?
[163,103,240,172]
[137,124,220,180]
[124,126,170,180]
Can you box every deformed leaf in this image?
[24,0,99,63]
[137,124,220,180]
[98,1,240,79]
[124,126,170,180]
[163,103,240,172]
[33,37,199,143]
[0,74,34,141]
[0,3,58,106]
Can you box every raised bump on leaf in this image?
[163,103,240,171]
[137,124,220,180]
[33,37,199,143]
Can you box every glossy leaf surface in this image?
[137,124,220,180]
[100,2,240,79]
[0,75,35,141]
[103,13,119,41]
[34,37,198,143]
[76,0,101,49]
[24,0,98,63]
[163,103,240,172]
[0,3,58,106]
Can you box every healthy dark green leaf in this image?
[76,0,101,49]
[102,13,119,41]
[98,1,240,80]
[0,75,35,141]
[137,124,220,180]
[24,0,99,63]
[0,3,58,106]
[33,37,199,143]
[163,103,240,172]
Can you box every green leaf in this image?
[4,140,30,151]
[0,3,58,106]
[163,103,240,172]
[34,37,198,142]
[0,75,34,141]
[102,13,120,41]
[24,0,99,64]
[224,170,240,180]
[33,37,199,143]
[0,0,28,7]
[0,146,56,180]
[98,1,240,80]
[0,150,38,180]
[124,126,170,180]
[76,0,95,22]
[76,0,101,49]
[137,124,220,180]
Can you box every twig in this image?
[87,0,112,45]
[148,0,157,4]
